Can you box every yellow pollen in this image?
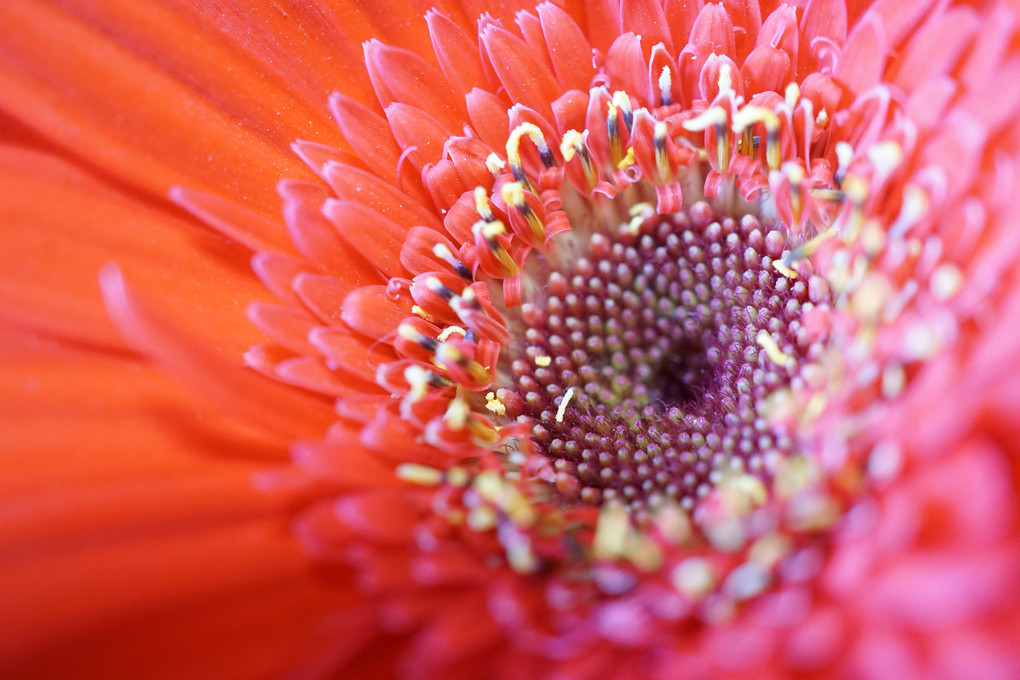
[506,122,551,190]
[682,105,728,133]
[501,180,526,206]
[930,263,963,301]
[607,104,624,165]
[889,184,930,239]
[485,391,506,416]
[835,141,854,180]
[733,105,782,169]
[718,63,733,93]
[444,393,469,430]
[466,505,498,531]
[867,140,904,178]
[485,152,506,175]
[473,186,495,221]
[627,202,655,235]
[658,66,673,104]
[772,259,799,279]
[756,330,792,367]
[616,145,636,170]
[611,90,633,119]
[593,502,629,560]
[396,463,444,486]
[784,82,800,108]
[623,532,664,572]
[534,354,552,367]
[436,325,467,342]
[411,305,436,322]
[555,387,574,423]
[559,129,584,160]
[446,467,469,487]
[653,121,671,179]
[816,108,829,128]
[671,557,716,600]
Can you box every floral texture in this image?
[3,0,1020,679]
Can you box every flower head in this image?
[4,0,1020,678]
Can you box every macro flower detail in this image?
[4,0,1020,678]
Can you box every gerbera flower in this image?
[3,0,1020,678]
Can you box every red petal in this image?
[365,40,465,134]
[323,200,410,278]
[427,10,491,96]
[481,24,562,116]
[341,285,412,340]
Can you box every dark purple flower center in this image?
[499,198,821,512]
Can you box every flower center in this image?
[496,182,821,511]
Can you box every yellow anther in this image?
[466,505,498,531]
[658,66,673,106]
[889,184,930,239]
[623,532,664,572]
[506,122,552,190]
[446,467,469,487]
[653,121,671,181]
[444,393,470,430]
[555,387,575,423]
[402,364,433,404]
[627,202,655,235]
[930,263,963,301]
[411,305,436,322]
[682,106,728,133]
[671,557,716,600]
[719,473,768,514]
[473,186,495,221]
[835,141,854,180]
[436,325,467,342]
[501,180,545,242]
[718,63,734,94]
[731,105,780,133]
[559,129,585,161]
[615,145,636,170]
[534,355,552,367]
[732,105,782,170]
[784,81,800,109]
[816,108,829,128]
[866,140,903,179]
[474,219,519,276]
[485,391,507,416]
[612,90,633,117]
[506,542,539,573]
[772,259,799,279]
[559,128,598,189]
[485,152,506,175]
[501,180,526,206]
[434,342,492,384]
[396,463,444,486]
[607,103,624,166]
[593,501,629,560]
[756,330,792,367]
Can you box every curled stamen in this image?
[506,122,554,192]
